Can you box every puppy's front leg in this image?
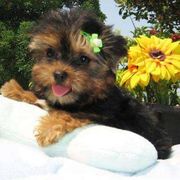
[1,79,38,104]
[35,110,90,146]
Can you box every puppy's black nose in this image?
[54,71,67,84]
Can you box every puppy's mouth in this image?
[51,84,72,97]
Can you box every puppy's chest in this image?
[51,98,128,127]
[69,104,121,125]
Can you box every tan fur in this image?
[70,31,93,55]
[1,80,90,146]
[29,33,60,51]
[0,10,120,147]
[0,29,114,146]
[0,79,37,104]
[32,58,111,105]
[32,61,91,104]
[35,110,90,146]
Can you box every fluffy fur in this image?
[1,9,172,159]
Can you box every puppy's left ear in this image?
[101,28,127,72]
[77,10,127,71]
[80,15,104,35]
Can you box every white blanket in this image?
[1,138,180,180]
[0,139,180,180]
[0,96,180,180]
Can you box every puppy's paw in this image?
[1,79,24,100]
[35,125,65,146]
[0,79,37,104]
[34,114,66,146]
[34,111,90,146]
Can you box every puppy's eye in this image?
[46,48,56,58]
[79,56,90,65]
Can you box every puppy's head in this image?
[29,9,127,106]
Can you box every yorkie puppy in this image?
[1,9,172,159]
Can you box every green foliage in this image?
[0,21,33,88]
[115,0,180,33]
[131,26,149,38]
[80,0,106,21]
[0,22,15,86]
[0,0,105,28]
[0,0,63,28]
[63,0,106,21]
[15,21,34,87]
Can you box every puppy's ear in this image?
[75,10,127,72]
[81,16,104,35]
[101,27,127,72]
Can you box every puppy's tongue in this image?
[52,84,71,97]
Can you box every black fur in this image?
[53,86,172,159]
[30,9,127,68]
[30,9,172,159]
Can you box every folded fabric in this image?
[0,138,62,180]
[0,95,157,173]
[1,138,180,180]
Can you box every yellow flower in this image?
[130,36,180,81]
[128,46,146,66]
[120,65,150,89]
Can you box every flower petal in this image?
[164,68,171,80]
[152,75,160,82]
[92,34,98,39]
[93,47,100,53]
[170,60,180,69]
[146,61,156,73]
[166,55,180,61]
[130,74,140,89]
[160,38,172,53]
[136,36,151,49]
[140,73,150,86]
[160,65,167,79]
[173,44,180,54]
[151,64,161,75]
[165,41,179,55]
[120,70,133,86]
[165,64,178,76]
[99,40,103,47]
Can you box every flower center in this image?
[149,50,166,61]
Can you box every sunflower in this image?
[120,65,150,89]
[130,36,180,81]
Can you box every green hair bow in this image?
[81,31,103,53]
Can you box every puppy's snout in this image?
[54,71,67,84]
